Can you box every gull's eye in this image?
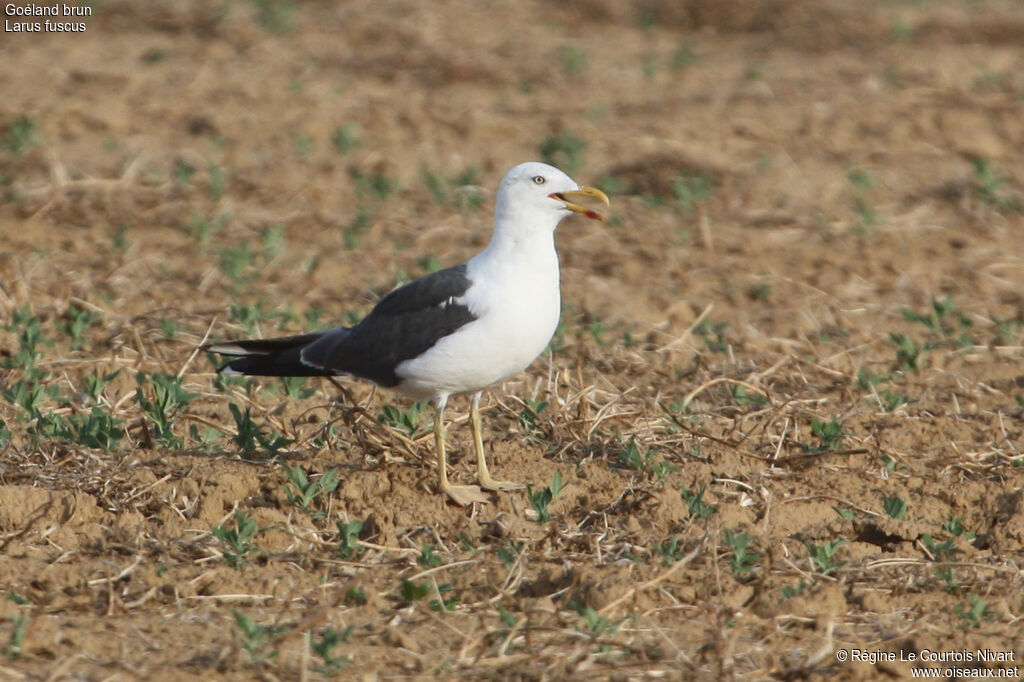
[532,176,546,185]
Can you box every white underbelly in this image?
[395,279,560,400]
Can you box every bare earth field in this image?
[1,1,1023,679]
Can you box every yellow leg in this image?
[434,400,488,506]
[471,393,523,491]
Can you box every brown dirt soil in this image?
[1,0,1023,679]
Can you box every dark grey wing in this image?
[300,264,477,387]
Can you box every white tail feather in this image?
[203,343,261,356]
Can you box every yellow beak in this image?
[549,186,611,221]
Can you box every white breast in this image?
[394,238,561,400]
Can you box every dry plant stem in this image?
[680,377,771,413]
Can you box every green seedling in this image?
[941,514,975,540]
[724,529,760,577]
[351,168,398,200]
[922,533,964,593]
[211,509,266,569]
[955,595,998,629]
[497,605,517,629]
[229,403,293,456]
[805,539,845,576]
[1,116,37,159]
[2,593,28,659]
[3,615,26,660]
[833,506,858,521]
[807,416,846,452]
[303,307,324,329]
[173,158,195,184]
[851,198,880,234]
[336,519,364,559]
[993,316,1022,346]
[658,537,689,565]
[378,402,428,436]
[184,212,225,244]
[188,423,223,447]
[879,454,899,472]
[83,371,119,405]
[882,494,907,520]
[731,384,768,407]
[206,163,226,199]
[418,544,442,568]
[418,255,441,274]
[877,389,911,412]
[40,407,123,451]
[232,610,286,661]
[280,376,315,399]
[213,371,250,394]
[902,296,972,347]
[971,158,1020,214]
[429,583,458,612]
[422,165,482,210]
[344,586,366,606]
[681,484,718,519]
[391,270,410,288]
[58,306,100,350]
[889,333,921,372]
[3,307,50,377]
[497,542,523,571]
[400,578,430,603]
[331,124,359,154]
[227,301,298,336]
[456,533,477,554]
[290,130,313,158]
[672,171,713,213]
[248,0,295,34]
[618,442,678,483]
[518,397,549,441]
[558,45,586,76]
[310,626,352,676]
[4,381,56,422]
[847,167,874,191]
[159,317,177,339]
[671,39,698,70]
[576,606,618,637]
[693,319,728,353]
[136,372,198,448]
[781,582,809,599]
[110,223,130,251]
[282,463,338,513]
[856,368,887,391]
[342,206,373,249]
[260,224,287,261]
[526,471,565,522]
[619,441,647,470]
[585,319,607,346]
[218,242,255,287]
[540,131,585,175]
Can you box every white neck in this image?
[484,198,564,256]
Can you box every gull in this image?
[202,162,609,505]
